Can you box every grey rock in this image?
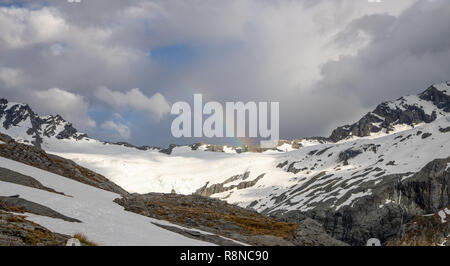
[0,100,86,148]
[0,196,81,223]
[270,157,449,246]
[338,148,363,165]
[152,223,242,246]
[0,133,128,196]
[195,172,264,197]
[115,192,344,246]
[389,206,449,246]
[328,85,449,142]
[0,211,71,246]
[0,167,64,195]
[290,218,348,246]
[194,172,265,197]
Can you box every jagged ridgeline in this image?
[0,99,86,148]
[329,83,450,142]
[0,81,449,246]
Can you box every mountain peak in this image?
[0,98,87,147]
[430,81,450,95]
[329,82,450,142]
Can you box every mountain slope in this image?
[1,81,449,245]
[114,192,347,246]
[0,156,213,246]
[0,210,73,246]
[388,205,449,246]
[0,99,86,148]
[0,97,320,154]
[329,82,450,142]
[0,133,127,195]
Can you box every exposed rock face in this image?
[397,158,449,212]
[439,126,450,133]
[0,196,81,223]
[0,211,70,246]
[0,97,330,155]
[419,85,450,111]
[291,218,349,246]
[338,148,363,165]
[150,223,245,246]
[114,193,346,246]
[270,157,449,246]
[159,138,329,155]
[0,99,86,147]
[329,84,450,142]
[195,172,265,197]
[388,206,449,246]
[0,167,64,195]
[0,82,447,247]
[0,133,128,196]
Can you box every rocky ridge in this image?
[0,99,86,147]
[268,156,449,245]
[0,133,128,195]
[0,210,70,246]
[388,205,449,246]
[0,82,449,246]
[114,193,347,246]
[329,83,450,142]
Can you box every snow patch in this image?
[335,190,372,210]
[0,157,212,246]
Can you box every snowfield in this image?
[43,115,450,214]
[1,81,449,217]
[44,137,293,197]
[0,157,213,246]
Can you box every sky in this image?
[0,0,449,147]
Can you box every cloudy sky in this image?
[0,0,449,146]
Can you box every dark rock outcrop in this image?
[290,218,348,246]
[0,196,81,223]
[114,192,345,246]
[0,99,86,147]
[0,167,64,195]
[151,223,245,246]
[0,133,128,196]
[329,84,449,142]
[0,211,70,246]
[195,172,265,197]
[270,157,449,246]
[338,148,363,165]
[388,206,449,246]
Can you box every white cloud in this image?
[95,87,170,120]
[0,6,67,49]
[0,5,146,92]
[101,120,131,140]
[31,88,96,130]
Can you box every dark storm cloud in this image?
[1,0,448,146]
[305,0,450,136]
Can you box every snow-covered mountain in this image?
[1,81,449,245]
[329,82,450,142]
[0,99,86,147]
[0,97,322,153]
[2,133,331,246]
